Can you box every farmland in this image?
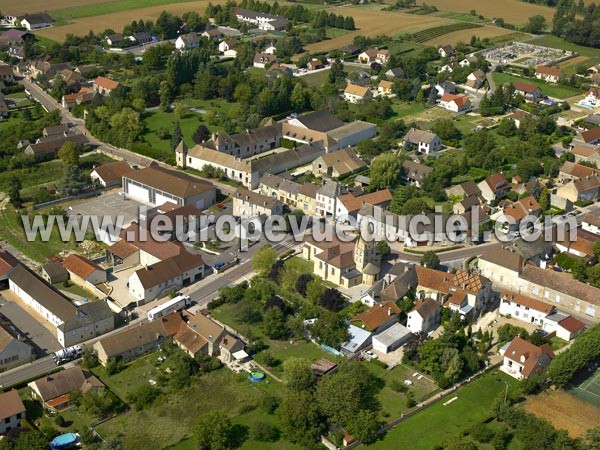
[411,22,482,43]
[423,25,519,46]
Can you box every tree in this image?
[585,426,600,450]
[421,251,440,269]
[347,409,381,444]
[60,165,89,196]
[171,121,182,152]
[58,141,80,166]
[306,279,326,304]
[283,357,316,391]
[496,118,517,137]
[126,384,158,410]
[295,273,314,296]
[81,346,99,369]
[174,102,185,118]
[192,124,210,144]
[263,307,287,339]
[253,246,277,277]
[195,410,234,450]
[538,187,550,211]
[310,310,349,348]
[377,240,390,258]
[278,391,323,447]
[431,119,461,143]
[320,288,346,312]
[50,74,68,100]
[524,15,547,34]
[370,153,402,189]
[7,174,22,208]
[400,198,431,215]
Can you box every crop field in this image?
[35,0,227,41]
[412,22,482,43]
[392,0,557,23]
[524,390,600,438]
[423,26,517,46]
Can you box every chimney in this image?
[388,307,392,316]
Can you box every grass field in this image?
[524,390,600,438]
[407,0,556,23]
[367,371,519,450]
[95,351,294,450]
[491,72,582,99]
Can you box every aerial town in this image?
[0,0,600,449]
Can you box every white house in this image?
[500,337,554,380]
[583,87,600,108]
[0,390,26,434]
[582,213,600,235]
[403,128,442,154]
[175,33,199,51]
[344,84,372,103]
[535,66,563,83]
[315,181,341,218]
[439,93,471,112]
[232,188,284,219]
[543,313,586,341]
[218,39,236,53]
[499,291,554,325]
[0,325,34,373]
[20,13,54,30]
[406,298,440,333]
[438,45,454,58]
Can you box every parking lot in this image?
[67,190,143,231]
[0,292,62,355]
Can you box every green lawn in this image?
[491,72,581,99]
[302,64,366,87]
[284,256,314,274]
[392,101,426,119]
[367,371,519,450]
[94,351,293,450]
[49,0,199,22]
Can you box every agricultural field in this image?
[411,22,482,43]
[423,25,518,46]
[35,0,227,41]
[524,390,600,438]
[396,0,557,23]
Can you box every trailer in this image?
[147,295,191,321]
[52,345,83,365]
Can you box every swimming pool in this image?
[51,433,78,449]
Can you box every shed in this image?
[42,262,69,284]
[372,323,410,354]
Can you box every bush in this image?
[54,415,66,427]
[126,384,159,410]
[469,423,494,443]
[251,422,280,442]
[261,395,280,414]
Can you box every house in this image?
[105,33,123,46]
[61,87,95,109]
[571,145,600,165]
[406,298,440,333]
[29,367,104,411]
[478,246,524,291]
[344,83,372,103]
[0,390,26,434]
[307,59,325,71]
[543,313,585,341]
[439,62,460,73]
[403,128,442,154]
[303,234,381,287]
[555,232,598,259]
[351,300,400,333]
[24,133,88,161]
[232,188,284,219]
[499,291,554,325]
[581,127,600,145]
[175,33,199,51]
[559,161,600,182]
[556,176,600,202]
[341,324,372,356]
[477,173,510,202]
[94,315,182,365]
[439,93,471,112]
[0,321,34,373]
[122,166,216,209]
[0,65,13,82]
[312,148,367,178]
[466,69,485,89]
[434,81,456,97]
[444,180,481,199]
[20,13,54,30]
[401,160,433,187]
[8,265,114,347]
[234,8,288,31]
[378,80,394,95]
[93,76,120,96]
[267,63,293,79]
[535,65,563,83]
[500,337,554,380]
[218,39,236,53]
[497,195,541,231]
[90,160,132,188]
[128,32,151,44]
[438,45,454,58]
[335,189,392,222]
[253,52,277,69]
[385,67,405,79]
[315,181,341,218]
[41,261,69,284]
[453,195,481,215]
[128,252,204,303]
[257,173,319,215]
[201,29,224,40]
[505,110,529,128]
[371,323,410,354]
[513,81,542,102]
[582,213,600,235]
[583,87,600,108]
[358,48,389,65]
[62,253,107,288]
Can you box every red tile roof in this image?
[558,316,585,333]
[351,300,400,330]
[93,76,119,90]
[501,290,554,314]
[62,254,104,280]
[535,66,562,77]
[503,336,554,377]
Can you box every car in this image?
[364,350,378,360]
[213,262,225,269]
[533,329,549,338]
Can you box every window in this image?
[531,286,539,296]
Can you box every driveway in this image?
[0,292,62,355]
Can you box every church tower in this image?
[175,140,188,168]
[354,235,377,271]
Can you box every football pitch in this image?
[570,364,600,408]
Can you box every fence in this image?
[33,190,99,210]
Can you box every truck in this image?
[52,345,83,365]
[147,294,191,321]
